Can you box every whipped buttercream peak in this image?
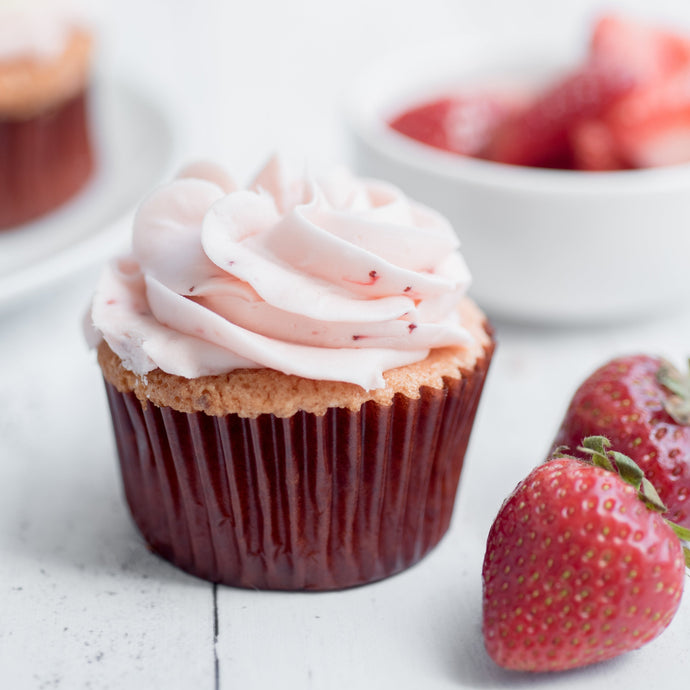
[90,157,475,390]
[176,160,238,194]
[250,154,309,214]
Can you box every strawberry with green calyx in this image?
[553,355,690,528]
[482,436,688,672]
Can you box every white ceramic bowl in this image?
[346,39,690,324]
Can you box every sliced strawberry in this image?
[484,61,637,168]
[389,95,514,157]
[591,14,690,83]
[626,123,690,167]
[392,14,690,170]
[570,119,628,170]
[486,14,690,169]
[444,96,516,156]
[389,98,454,152]
[604,68,690,167]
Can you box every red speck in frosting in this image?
[408,323,417,333]
[404,286,412,292]
[344,270,380,287]
[352,335,363,341]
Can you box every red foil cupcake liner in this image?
[0,89,93,230]
[104,350,493,590]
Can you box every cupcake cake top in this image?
[0,0,85,62]
[87,157,477,392]
[0,0,92,117]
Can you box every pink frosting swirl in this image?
[88,157,474,390]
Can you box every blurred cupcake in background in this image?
[0,0,94,230]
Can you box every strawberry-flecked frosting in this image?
[88,157,474,391]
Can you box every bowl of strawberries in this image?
[348,14,690,323]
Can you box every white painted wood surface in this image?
[3,1,690,688]
[4,270,690,690]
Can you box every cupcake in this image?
[0,2,94,230]
[86,156,495,590]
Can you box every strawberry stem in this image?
[662,521,690,570]
[568,436,689,570]
[639,477,667,512]
[578,436,615,471]
[555,436,690,572]
[666,521,690,542]
[577,436,668,513]
[609,451,644,488]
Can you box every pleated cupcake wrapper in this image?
[0,90,93,230]
[105,348,493,590]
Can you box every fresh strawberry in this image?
[553,355,690,527]
[591,14,690,83]
[392,15,690,170]
[584,14,690,168]
[570,119,628,170]
[485,14,690,170]
[483,437,688,672]
[389,95,513,157]
[604,68,690,167]
[389,98,454,152]
[623,122,690,168]
[484,61,637,168]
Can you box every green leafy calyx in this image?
[577,436,666,511]
[657,358,690,425]
[573,436,689,567]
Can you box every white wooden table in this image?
[3,1,690,688]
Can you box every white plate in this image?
[0,77,175,307]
